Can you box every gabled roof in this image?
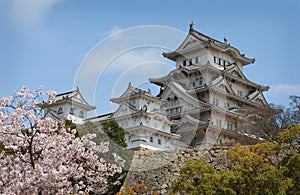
[162,25,255,66]
[150,61,269,93]
[226,64,247,80]
[211,75,235,95]
[150,62,221,87]
[111,83,163,104]
[168,81,211,108]
[113,102,140,118]
[246,90,270,107]
[208,84,259,107]
[111,101,176,126]
[41,87,96,111]
[43,109,63,120]
[224,72,269,92]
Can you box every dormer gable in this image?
[113,102,140,118]
[178,34,206,51]
[40,87,96,111]
[111,83,163,105]
[247,91,269,107]
[121,84,142,98]
[211,76,235,95]
[226,65,246,80]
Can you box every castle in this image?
[42,24,270,150]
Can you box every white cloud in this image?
[10,0,61,27]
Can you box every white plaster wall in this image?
[184,102,196,113]
[210,112,236,131]
[209,50,235,69]
[117,113,171,133]
[230,82,249,98]
[45,103,88,119]
[203,71,219,84]
[188,74,205,89]
[129,97,161,112]
[125,133,169,150]
[176,48,210,68]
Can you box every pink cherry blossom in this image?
[0,87,124,194]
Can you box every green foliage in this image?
[281,153,300,194]
[277,124,300,194]
[0,142,4,152]
[77,122,132,168]
[0,141,15,156]
[102,120,127,148]
[173,161,234,195]
[64,120,79,137]
[173,125,300,194]
[77,121,133,195]
[65,119,77,130]
[226,144,292,195]
[277,124,300,146]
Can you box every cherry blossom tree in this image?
[0,86,124,194]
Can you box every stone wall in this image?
[122,146,230,194]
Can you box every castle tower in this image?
[89,83,186,150]
[150,24,270,148]
[41,87,96,124]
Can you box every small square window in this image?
[150,137,153,143]
[158,139,161,145]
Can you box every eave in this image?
[224,73,269,91]
[208,85,261,107]
[150,62,220,87]
[85,113,114,123]
[40,99,96,111]
[111,93,165,105]
[162,28,255,66]
[126,125,181,139]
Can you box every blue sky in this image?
[0,0,299,116]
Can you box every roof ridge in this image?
[56,89,76,96]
